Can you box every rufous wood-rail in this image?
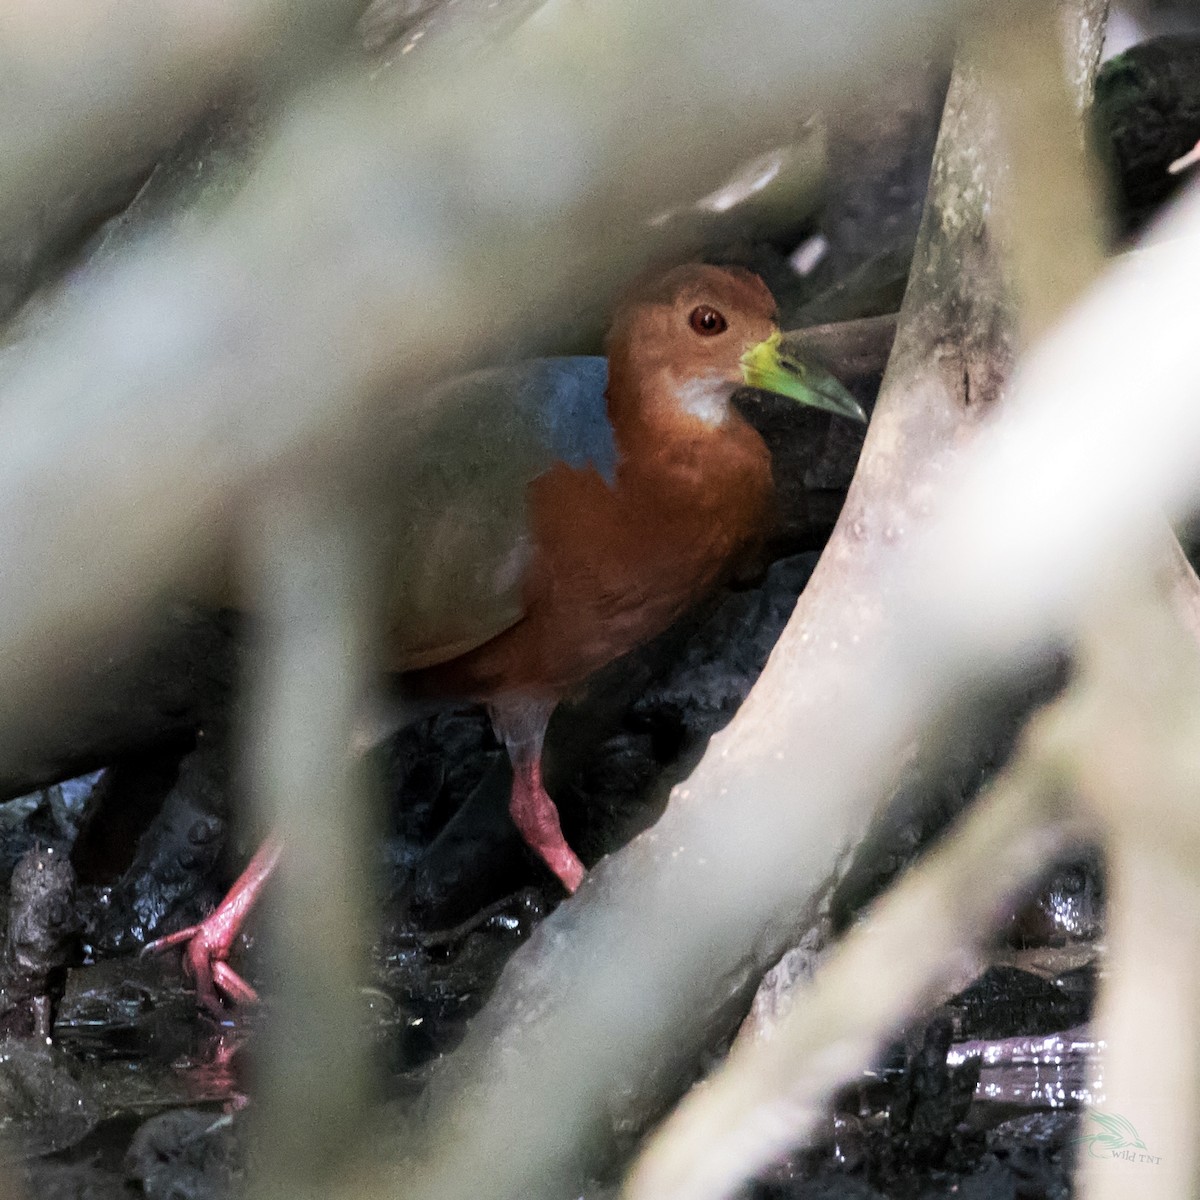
[145,263,865,1011]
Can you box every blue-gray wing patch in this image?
[500,356,617,485]
[377,355,617,670]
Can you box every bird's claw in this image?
[143,919,258,1014]
[141,835,280,1015]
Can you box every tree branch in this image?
[622,717,1086,1200]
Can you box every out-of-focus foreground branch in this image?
[0,0,364,322]
[1074,548,1200,1200]
[624,706,1089,1200]
[242,490,379,1200]
[625,535,1200,1200]
[0,0,357,217]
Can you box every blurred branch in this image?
[626,537,1200,1200]
[622,717,1085,1200]
[0,0,362,224]
[974,0,1110,343]
[244,489,378,1200]
[0,0,367,324]
[625,3,1118,1195]
[1074,557,1200,1200]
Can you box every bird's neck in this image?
[605,352,737,448]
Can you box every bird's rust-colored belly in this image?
[416,420,774,702]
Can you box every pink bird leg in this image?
[143,834,283,1013]
[490,699,585,893]
[146,697,586,1012]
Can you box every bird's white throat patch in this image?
[673,373,733,427]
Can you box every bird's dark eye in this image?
[688,305,727,336]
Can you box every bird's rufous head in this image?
[605,263,865,427]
